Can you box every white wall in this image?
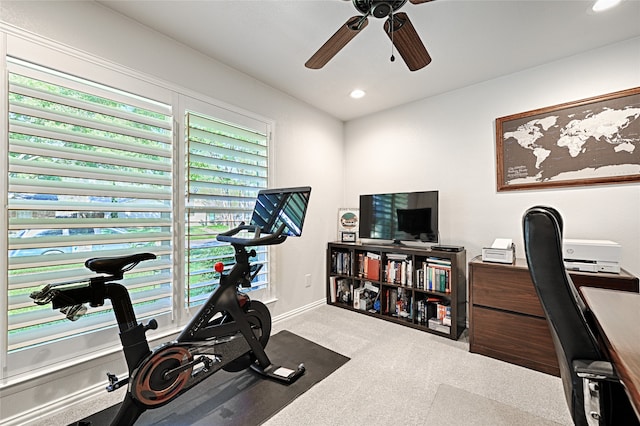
[345,36,640,277]
[0,1,343,422]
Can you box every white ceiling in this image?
[98,0,640,121]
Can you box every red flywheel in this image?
[131,345,193,407]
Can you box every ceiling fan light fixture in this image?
[372,2,393,18]
[350,89,366,99]
[592,0,621,12]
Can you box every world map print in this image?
[499,89,640,190]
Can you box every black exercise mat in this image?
[75,330,349,426]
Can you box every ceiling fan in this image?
[305,0,434,72]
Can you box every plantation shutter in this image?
[6,57,173,355]
[185,111,268,307]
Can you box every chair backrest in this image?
[522,206,602,424]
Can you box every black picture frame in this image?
[341,231,356,243]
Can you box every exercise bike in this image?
[30,187,312,425]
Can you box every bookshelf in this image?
[327,242,467,340]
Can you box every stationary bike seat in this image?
[85,253,156,275]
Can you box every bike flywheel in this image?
[131,345,193,407]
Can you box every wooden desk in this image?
[581,287,640,418]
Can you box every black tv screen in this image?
[359,190,438,244]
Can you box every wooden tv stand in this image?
[468,257,639,376]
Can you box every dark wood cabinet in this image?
[469,257,639,376]
[327,242,467,340]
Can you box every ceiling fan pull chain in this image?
[390,11,396,62]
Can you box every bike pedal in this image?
[105,372,129,392]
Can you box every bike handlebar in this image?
[216,222,288,247]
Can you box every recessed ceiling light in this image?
[592,0,621,12]
[350,89,366,99]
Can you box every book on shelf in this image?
[437,302,452,326]
[386,253,408,261]
[401,288,413,320]
[331,250,352,275]
[385,288,397,315]
[426,299,451,333]
[360,251,381,281]
[418,258,452,293]
[333,278,352,304]
[416,267,424,290]
[428,318,451,334]
[353,286,363,310]
[384,255,413,287]
[416,297,439,325]
[427,256,451,266]
[329,276,337,303]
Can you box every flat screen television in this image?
[359,190,438,244]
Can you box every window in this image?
[185,111,270,307]
[2,36,274,380]
[5,57,173,375]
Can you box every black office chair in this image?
[522,206,639,426]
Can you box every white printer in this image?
[563,239,621,273]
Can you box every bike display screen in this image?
[250,186,312,237]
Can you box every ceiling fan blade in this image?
[305,16,369,69]
[409,0,435,4]
[384,12,431,71]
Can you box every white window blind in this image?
[6,58,173,354]
[185,111,268,307]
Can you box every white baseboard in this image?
[272,298,326,324]
[1,381,115,426]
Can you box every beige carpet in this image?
[426,383,564,425]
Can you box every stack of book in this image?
[416,257,451,293]
[384,253,413,287]
[358,252,381,281]
[331,250,352,275]
[427,300,451,334]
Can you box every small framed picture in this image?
[338,208,359,242]
[341,231,356,243]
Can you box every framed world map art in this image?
[496,87,640,191]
